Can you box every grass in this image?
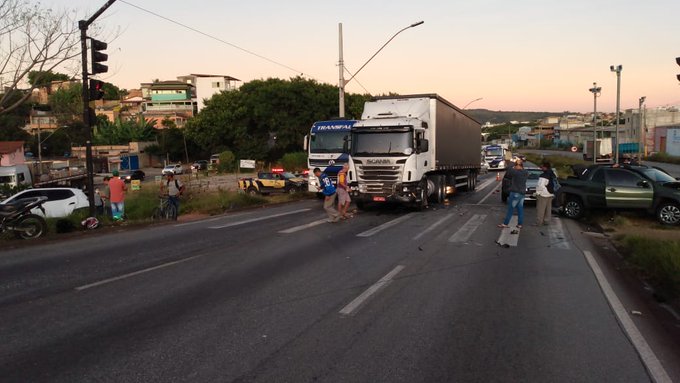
[620,235,680,299]
[522,152,589,178]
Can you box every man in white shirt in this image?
[535,161,555,226]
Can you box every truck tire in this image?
[416,180,428,211]
[429,175,444,204]
[656,202,680,225]
[562,196,584,219]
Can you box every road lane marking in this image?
[475,178,496,193]
[174,216,223,227]
[209,208,311,229]
[477,180,502,205]
[449,214,487,243]
[413,213,454,241]
[548,217,570,249]
[74,255,203,291]
[583,251,671,383]
[356,213,416,237]
[279,218,328,233]
[496,216,520,247]
[339,265,405,316]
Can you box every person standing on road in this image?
[313,167,340,223]
[498,159,528,229]
[535,161,555,226]
[336,163,352,219]
[161,173,185,218]
[107,170,127,221]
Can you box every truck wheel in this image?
[416,181,428,211]
[656,202,680,225]
[562,197,584,219]
[247,187,259,196]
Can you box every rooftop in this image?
[0,141,24,154]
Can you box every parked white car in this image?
[1,188,89,218]
[162,164,183,175]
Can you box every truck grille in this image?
[356,164,403,194]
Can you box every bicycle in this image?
[152,195,177,221]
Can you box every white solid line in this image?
[339,265,405,316]
[475,178,496,193]
[497,216,520,247]
[413,213,454,241]
[173,216,222,227]
[209,208,311,229]
[356,213,416,237]
[548,217,570,249]
[75,254,203,291]
[449,214,487,242]
[583,250,672,383]
[477,180,501,205]
[279,218,328,233]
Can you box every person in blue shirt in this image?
[313,167,340,222]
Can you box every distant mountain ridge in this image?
[465,109,564,124]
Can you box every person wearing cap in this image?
[107,169,127,220]
[161,172,185,219]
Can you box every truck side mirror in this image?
[342,135,349,153]
[419,139,429,153]
[303,134,308,151]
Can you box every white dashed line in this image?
[449,214,487,243]
[339,265,405,316]
[356,213,416,237]
[209,208,311,229]
[279,218,328,233]
[413,213,454,241]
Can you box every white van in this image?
[0,164,33,188]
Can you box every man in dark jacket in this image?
[499,159,529,229]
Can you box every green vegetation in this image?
[647,152,680,165]
[218,151,237,173]
[93,115,156,145]
[279,152,308,172]
[621,235,680,298]
[521,153,588,178]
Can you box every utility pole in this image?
[589,82,601,163]
[610,65,622,164]
[338,23,345,118]
[79,0,116,216]
[638,96,646,161]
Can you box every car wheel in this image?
[656,202,680,225]
[247,187,259,196]
[562,197,584,219]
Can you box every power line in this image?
[118,0,314,79]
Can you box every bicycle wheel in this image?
[151,207,162,221]
[164,204,177,220]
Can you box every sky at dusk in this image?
[44,0,680,113]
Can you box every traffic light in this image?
[676,57,680,82]
[90,38,108,74]
[89,79,105,100]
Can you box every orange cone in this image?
[496,172,500,181]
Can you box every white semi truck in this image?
[349,94,481,209]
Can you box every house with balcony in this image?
[176,73,240,111]
[141,81,197,128]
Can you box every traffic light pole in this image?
[79,0,116,216]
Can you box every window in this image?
[606,169,644,187]
[591,169,605,184]
[212,82,221,88]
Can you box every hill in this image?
[466,109,563,124]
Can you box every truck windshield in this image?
[352,131,413,156]
[485,148,503,157]
[310,131,349,153]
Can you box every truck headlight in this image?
[359,184,367,193]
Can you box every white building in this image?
[623,106,680,155]
[177,74,240,111]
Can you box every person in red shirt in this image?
[106,169,127,220]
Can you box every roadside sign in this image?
[571,146,578,152]
[240,159,256,169]
[131,179,141,191]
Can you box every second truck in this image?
[349,94,481,209]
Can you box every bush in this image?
[646,152,680,165]
[218,150,236,173]
[279,151,308,172]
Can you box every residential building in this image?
[622,106,680,155]
[141,81,197,128]
[24,109,59,135]
[0,141,26,166]
[177,73,240,111]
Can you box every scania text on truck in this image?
[304,120,356,193]
[349,94,481,209]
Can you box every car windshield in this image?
[310,131,349,153]
[639,168,677,183]
[526,169,543,180]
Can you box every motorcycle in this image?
[0,196,48,239]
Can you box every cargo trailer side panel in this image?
[433,98,482,169]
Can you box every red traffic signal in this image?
[89,79,105,100]
[676,57,680,82]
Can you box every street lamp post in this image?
[610,65,622,164]
[338,21,424,117]
[588,82,601,164]
[463,97,483,109]
[638,96,646,161]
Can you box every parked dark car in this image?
[119,169,145,183]
[191,160,209,171]
[558,164,680,225]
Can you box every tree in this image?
[0,0,84,115]
[27,70,70,88]
[48,83,82,124]
[94,116,156,145]
[102,82,125,100]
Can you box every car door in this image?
[604,169,654,209]
[584,168,607,207]
[273,173,286,190]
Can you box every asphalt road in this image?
[0,172,676,382]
